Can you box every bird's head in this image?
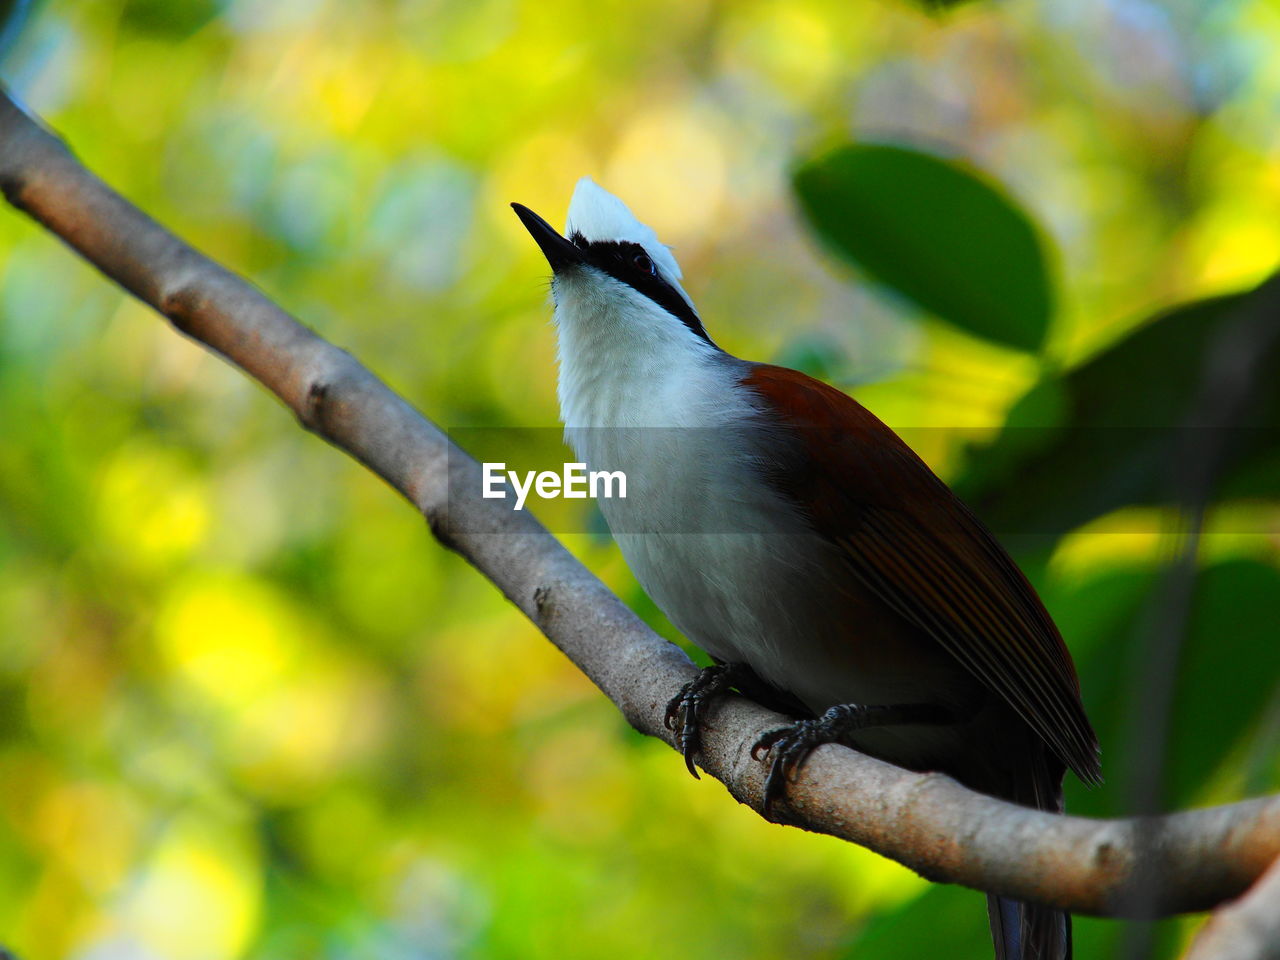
[512,178,713,350]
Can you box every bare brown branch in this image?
[1184,853,1280,960]
[1,87,1277,919]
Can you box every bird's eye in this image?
[633,252,656,276]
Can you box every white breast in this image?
[551,267,969,732]
[553,269,836,690]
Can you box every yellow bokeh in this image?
[153,573,303,706]
[1049,505,1280,584]
[312,39,386,136]
[33,780,143,896]
[487,128,599,242]
[718,4,840,101]
[1187,213,1280,294]
[229,657,391,798]
[605,100,729,244]
[118,816,261,960]
[97,442,211,571]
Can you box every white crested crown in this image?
[564,178,684,283]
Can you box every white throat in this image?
[554,269,724,432]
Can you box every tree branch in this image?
[1,86,1276,920]
[1184,852,1280,960]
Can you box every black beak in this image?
[511,202,583,271]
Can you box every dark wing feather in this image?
[743,364,1101,785]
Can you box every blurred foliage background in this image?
[1,0,1278,958]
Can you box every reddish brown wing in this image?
[743,364,1101,785]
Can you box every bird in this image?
[512,178,1101,960]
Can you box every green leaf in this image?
[1053,560,1280,819]
[956,276,1280,536]
[839,886,990,960]
[1170,560,1280,808]
[794,143,1053,352]
[839,883,1186,960]
[121,0,222,38]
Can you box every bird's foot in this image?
[664,663,750,778]
[751,702,953,819]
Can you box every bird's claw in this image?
[749,726,792,761]
[664,664,743,779]
[664,685,703,778]
[749,702,951,818]
[751,719,829,819]
[662,689,685,733]
[750,704,881,819]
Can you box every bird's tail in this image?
[937,694,1095,960]
[987,894,1071,960]
[984,733,1074,960]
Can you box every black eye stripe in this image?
[573,238,712,344]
